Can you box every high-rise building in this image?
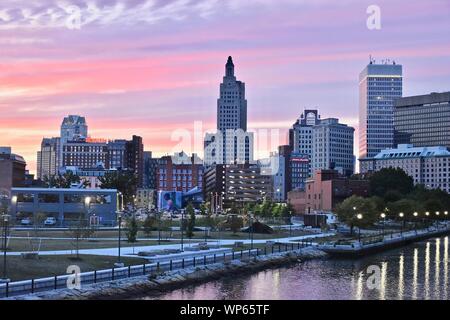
[59,115,88,169]
[107,139,127,169]
[290,109,354,177]
[311,118,355,176]
[144,151,159,189]
[359,60,403,159]
[203,163,272,209]
[394,92,450,149]
[289,152,310,191]
[204,57,254,166]
[125,135,144,188]
[36,137,60,180]
[62,138,109,170]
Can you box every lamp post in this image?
[425,211,430,231]
[357,213,363,243]
[380,213,386,237]
[115,212,124,267]
[413,212,418,234]
[157,212,162,245]
[1,214,10,283]
[180,209,184,252]
[399,212,404,236]
[249,213,254,250]
[435,211,440,230]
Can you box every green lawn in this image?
[2,255,147,281]
[5,238,173,252]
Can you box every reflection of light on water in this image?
[356,271,364,300]
[270,269,281,299]
[425,241,430,300]
[435,238,441,299]
[444,237,449,300]
[413,248,418,300]
[380,262,387,300]
[398,255,404,300]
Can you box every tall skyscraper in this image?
[204,56,254,166]
[36,137,60,180]
[394,92,450,149]
[217,56,247,132]
[125,135,144,188]
[359,60,403,159]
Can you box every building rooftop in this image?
[395,91,450,108]
[11,187,118,193]
[370,144,450,160]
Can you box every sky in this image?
[0,0,449,174]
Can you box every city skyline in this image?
[1,0,450,174]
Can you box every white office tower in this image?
[204,57,254,166]
[359,59,403,159]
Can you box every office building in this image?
[37,137,60,180]
[203,163,272,209]
[62,138,109,170]
[0,147,27,197]
[144,151,159,190]
[394,92,450,149]
[10,187,118,226]
[157,152,204,193]
[359,60,403,159]
[288,170,369,215]
[204,56,254,166]
[290,109,354,177]
[360,144,450,193]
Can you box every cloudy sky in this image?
[1,0,449,174]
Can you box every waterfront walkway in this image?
[4,232,332,257]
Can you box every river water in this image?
[139,236,450,300]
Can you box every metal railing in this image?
[0,240,313,298]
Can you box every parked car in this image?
[44,217,57,226]
[20,218,32,226]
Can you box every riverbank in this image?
[5,247,327,300]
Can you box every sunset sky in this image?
[1,0,449,174]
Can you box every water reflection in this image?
[139,236,450,300]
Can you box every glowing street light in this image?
[413,212,418,217]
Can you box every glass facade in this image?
[394,92,450,149]
[359,63,403,159]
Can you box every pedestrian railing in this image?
[0,240,313,298]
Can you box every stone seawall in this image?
[8,247,327,300]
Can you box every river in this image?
[138,236,450,300]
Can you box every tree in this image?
[230,215,243,235]
[369,168,414,198]
[99,171,138,205]
[143,215,157,237]
[43,171,88,188]
[126,216,139,243]
[185,203,195,238]
[66,214,95,259]
[335,196,378,235]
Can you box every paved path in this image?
[4,232,332,257]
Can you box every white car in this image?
[20,218,32,226]
[44,217,57,226]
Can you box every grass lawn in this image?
[5,238,173,252]
[3,255,147,282]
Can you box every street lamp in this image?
[115,212,124,267]
[357,214,363,243]
[413,212,418,234]
[425,211,430,230]
[180,209,184,252]
[435,211,440,230]
[380,213,386,236]
[1,214,10,283]
[399,212,404,236]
